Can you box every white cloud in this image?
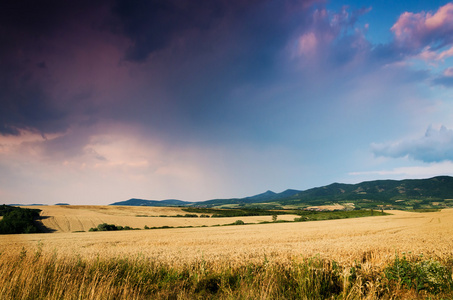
[371,125,453,162]
[349,161,453,178]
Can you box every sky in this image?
[1,0,453,205]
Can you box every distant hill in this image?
[112,189,302,208]
[111,198,193,207]
[8,204,47,206]
[197,189,301,207]
[110,176,453,210]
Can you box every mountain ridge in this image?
[110,176,453,210]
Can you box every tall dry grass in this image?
[1,246,452,299]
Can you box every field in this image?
[24,205,300,233]
[1,207,453,299]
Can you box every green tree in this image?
[0,205,41,234]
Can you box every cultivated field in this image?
[1,208,453,299]
[23,205,299,233]
[2,208,452,264]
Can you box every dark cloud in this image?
[110,0,317,62]
[0,1,72,37]
[1,0,443,146]
[2,1,453,205]
[1,0,320,139]
[0,1,103,51]
[105,0,320,139]
[111,0,225,61]
[0,62,67,135]
[0,0,106,136]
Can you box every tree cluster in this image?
[0,205,41,234]
[89,223,138,231]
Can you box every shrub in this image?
[184,214,198,218]
[97,223,118,231]
[384,253,453,294]
[232,220,245,225]
[89,223,139,232]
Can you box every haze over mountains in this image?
[111,176,453,210]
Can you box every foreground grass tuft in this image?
[384,253,452,294]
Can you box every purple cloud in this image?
[391,3,453,51]
[0,1,108,136]
[291,6,372,66]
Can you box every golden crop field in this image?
[1,207,453,299]
[22,205,299,233]
[2,207,453,264]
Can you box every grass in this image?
[1,249,452,299]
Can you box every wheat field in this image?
[1,208,453,299]
[23,205,299,233]
[2,208,452,265]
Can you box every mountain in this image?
[282,176,453,202]
[273,176,453,209]
[245,189,301,202]
[196,189,302,207]
[110,176,453,210]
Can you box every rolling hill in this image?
[111,176,453,210]
[111,198,193,207]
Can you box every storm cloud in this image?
[1,1,453,204]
